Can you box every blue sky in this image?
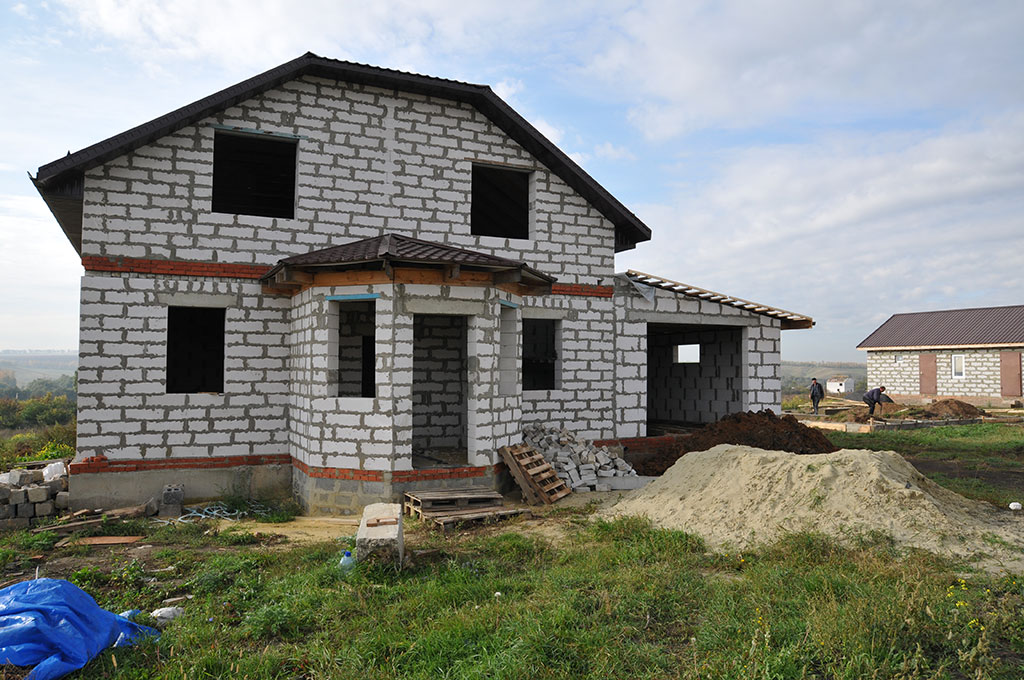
[2,1,1022,361]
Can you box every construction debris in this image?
[499,443,572,504]
[521,424,638,492]
[0,461,69,529]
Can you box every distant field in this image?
[0,352,78,384]
[782,360,866,395]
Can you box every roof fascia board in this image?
[859,343,1024,351]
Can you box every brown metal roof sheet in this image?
[624,270,814,330]
[262,233,556,283]
[857,304,1024,349]
[33,52,651,254]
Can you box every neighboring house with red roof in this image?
[858,305,1024,405]
[32,53,812,512]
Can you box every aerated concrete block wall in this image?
[866,351,920,394]
[868,348,1022,400]
[80,75,617,284]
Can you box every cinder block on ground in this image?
[159,484,185,517]
[0,505,11,520]
[35,501,55,517]
[26,486,50,503]
[55,491,70,510]
[9,489,27,506]
[606,475,655,491]
[2,517,30,530]
[356,502,403,568]
[0,485,9,503]
[15,503,34,518]
[9,469,37,487]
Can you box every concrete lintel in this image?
[629,310,759,326]
[403,298,487,316]
[521,307,566,320]
[156,292,241,308]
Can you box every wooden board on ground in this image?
[54,535,144,547]
[404,488,504,519]
[499,443,572,505]
[32,517,107,534]
[430,507,529,533]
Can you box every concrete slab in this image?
[356,502,403,568]
[605,475,656,491]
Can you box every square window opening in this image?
[951,354,965,379]
[673,344,701,364]
[336,301,376,398]
[471,164,529,239]
[522,318,559,390]
[212,132,297,218]
[166,306,225,393]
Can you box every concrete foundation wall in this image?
[80,76,616,284]
[70,464,291,511]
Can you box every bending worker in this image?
[809,378,824,415]
[863,385,886,416]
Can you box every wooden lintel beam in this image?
[444,264,461,280]
[494,269,523,284]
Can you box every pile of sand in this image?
[605,444,1024,570]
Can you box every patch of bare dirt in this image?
[634,410,838,475]
[922,399,986,419]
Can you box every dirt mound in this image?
[922,399,986,419]
[634,410,837,475]
[604,444,1024,571]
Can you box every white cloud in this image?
[492,78,523,103]
[530,118,564,145]
[588,0,1024,138]
[593,141,635,161]
[617,115,1024,360]
[11,3,29,18]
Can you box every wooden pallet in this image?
[429,507,529,533]
[498,443,572,505]
[404,488,504,519]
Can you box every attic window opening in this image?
[166,306,225,394]
[212,132,297,219]
[471,164,529,239]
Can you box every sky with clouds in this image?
[1,0,1022,360]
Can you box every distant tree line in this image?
[0,394,76,430]
[0,373,76,402]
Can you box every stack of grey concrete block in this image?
[0,462,69,529]
[522,424,637,492]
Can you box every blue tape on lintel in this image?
[499,300,520,309]
[325,294,381,301]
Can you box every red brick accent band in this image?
[593,435,685,455]
[82,256,270,280]
[392,465,493,483]
[69,453,291,474]
[551,283,614,298]
[291,458,384,482]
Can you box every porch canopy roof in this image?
[261,233,556,292]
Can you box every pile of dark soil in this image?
[635,410,839,476]
[922,399,986,419]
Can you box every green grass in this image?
[46,517,1023,680]
[824,423,1024,460]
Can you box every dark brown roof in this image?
[262,233,555,285]
[857,305,1024,349]
[33,52,651,254]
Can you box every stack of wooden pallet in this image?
[403,488,526,532]
[498,443,572,505]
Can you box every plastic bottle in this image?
[338,550,356,574]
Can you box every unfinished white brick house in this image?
[859,305,1024,406]
[33,54,812,512]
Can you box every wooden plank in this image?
[32,517,106,534]
[55,535,144,547]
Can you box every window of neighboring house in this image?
[166,306,225,393]
[522,318,559,390]
[951,354,966,379]
[894,354,905,365]
[336,301,376,398]
[212,132,297,218]
[673,344,700,364]
[471,164,530,239]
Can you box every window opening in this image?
[471,164,529,239]
[166,306,225,393]
[498,306,518,396]
[212,132,297,218]
[673,344,700,364]
[337,301,376,398]
[522,318,559,390]
[951,354,965,379]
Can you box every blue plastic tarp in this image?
[0,578,158,680]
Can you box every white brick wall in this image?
[81,76,616,284]
[868,348,1023,399]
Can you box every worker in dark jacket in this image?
[863,386,886,416]
[809,378,825,414]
